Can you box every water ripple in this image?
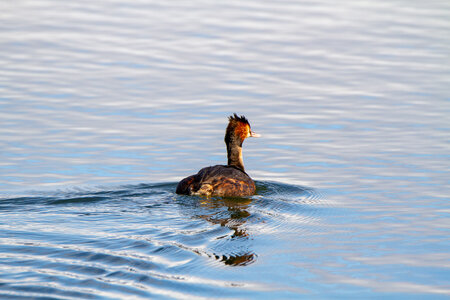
[1,0,449,297]
[0,181,323,298]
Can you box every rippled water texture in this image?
[0,183,325,298]
[1,0,450,298]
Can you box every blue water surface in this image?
[0,0,449,298]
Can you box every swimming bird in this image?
[176,114,260,197]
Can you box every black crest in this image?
[228,113,249,125]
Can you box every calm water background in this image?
[1,0,449,298]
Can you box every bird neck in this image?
[227,140,245,171]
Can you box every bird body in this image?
[176,114,259,197]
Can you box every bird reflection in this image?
[196,197,256,266]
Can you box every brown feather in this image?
[176,114,257,197]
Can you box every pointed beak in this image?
[250,130,261,138]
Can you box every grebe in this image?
[176,114,260,197]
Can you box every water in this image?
[1,0,449,298]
